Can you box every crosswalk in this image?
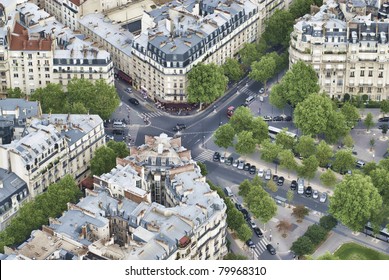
[238,87,256,96]
[252,237,271,258]
[139,111,164,119]
[193,149,215,162]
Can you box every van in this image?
[245,96,255,105]
[355,160,365,168]
[113,121,124,128]
[265,169,272,180]
[224,187,233,197]
[297,178,304,195]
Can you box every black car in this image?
[378,124,388,130]
[273,116,283,121]
[241,209,250,221]
[272,175,279,182]
[235,203,243,211]
[213,152,221,162]
[305,186,312,197]
[277,176,285,186]
[378,117,389,122]
[249,165,256,174]
[285,116,292,121]
[290,180,297,191]
[244,162,251,171]
[266,244,276,255]
[246,239,255,248]
[226,156,233,166]
[253,227,263,238]
[173,123,186,132]
[129,98,139,105]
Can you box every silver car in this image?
[319,192,327,203]
[238,160,245,170]
[265,169,272,180]
[257,168,264,178]
[313,190,319,199]
[233,160,239,168]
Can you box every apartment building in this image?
[0,111,105,198]
[0,1,114,97]
[289,0,389,100]
[5,133,227,260]
[0,168,29,231]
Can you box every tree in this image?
[292,205,309,222]
[369,168,389,205]
[380,99,389,116]
[197,162,208,176]
[262,9,294,48]
[266,180,278,192]
[305,224,328,245]
[6,87,25,98]
[237,223,253,242]
[320,169,337,187]
[90,79,121,120]
[369,137,375,152]
[298,155,319,182]
[249,54,276,93]
[187,63,228,105]
[316,140,333,167]
[235,131,257,156]
[246,187,277,224]
[332,150,355,173]
[276,220,292,237]
[329,174,383,231]
[281,61,320,107]
[239,43,262,69]
[289,0,314,19]
[286,190,294,204]
[340,102,360,130]
[364,112,375,132]
[30,83,67,113]
[222,58,244,83]
[343,134,354,149]
[363,161,377,175]
[250,117,269,145]
[291,236,315,257]
[227,207,246,231]
[294,94,338,137]
[214,123,235,150]
[279,149,297,177]
[238,179,252,198]
[275,130,295,150]
[106,141,129,158]
[260,139,283,163]
[294,135,316,158]
[324,111,350,144]
[269,82,287,110]
[224,253,248,260]
[319,215,338,231]
[381,124,388,136]
[69,101,88,114]
[90,146,117,175]
[229,106,253,133]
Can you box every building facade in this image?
[289,0,389,100]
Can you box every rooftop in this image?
[0,168,28,209]
[0,98,41,124]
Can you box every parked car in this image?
[378,117,389,122]
[173,123,186,132]
[319,192,328,203]
[297,178,305,195]
[235,203,243,211]
[305,186,313,197]
[246,239,255,248]
[213,152,221,162]
[285,116,292,121]
[258,87,265,94]
[238,160,245,170]
[233,159,239,168]
[226,156,233,166]
[312,190,319,199]
[249,165,256,175]
[273,116,283,121]
[261,115,272,121]
[266,244,276,255]
[125,87,132,93]
[277,176,285,186]
[272,175,279,182]
[290,180,297,191]
[257,168,264,178]
[265,169,272,180]
[244,162,251,171]
[249,220,257,229]
[254,227,263,238]
[128,98,139,105]
[241,209,250,221]
[220,155,225,163]
[355,160,365,168]
[378,124,388,130]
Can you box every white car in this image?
[257,168,264,178]
[220,155,225,163]
[259,87,265,94]
[233,160,239,168]
[125,87,132,93]
[261,115,272,121]
[319,192,327,203]
[312,190,319,199]
[238,160,245,170]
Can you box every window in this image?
[28,54,32,59]
[359,87,363,93]
[13,73,18,78]
[368,71,373,77]
[45,74,50,78]
[379,72,383,78]
[349,87,354,93]
[367,87,371,93]
[28,62,33,66]
[378,88,382,93]
[350,71,355,77]
[360,70,364,77]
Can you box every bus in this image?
[227,106,235,118]
[364,222,389,242]
[268,126,297,140]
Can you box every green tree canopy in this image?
[369,168,389,204]
[246,187,277,223]
[269,82,287,110]
[214,123,235,150]
[229,106,253,133]
[279,149,297,175]
[294,135,316,158]
[275,130,295,150]
[249,54,276,92]
[250,117,269,145]
[363,112,375,131]
[6,87,25,99]
[343,134,354,149]
[222,58,244,82]
[298,155,319,181]
[332,149,355,173]
[30,83,67,114]
[289,0,314,19]
[319,215,338,231]
[341,102,360,130]
[262,9,294,48]
[224,253,248,260]
[90,146,117,176]
[235,131,257,156]
[238,179,252,198]
[106,141,129,158]
[90,79,121,120]
[329,174,383,231]
[239,43,262,68]
[380,99,389,116]
[320,169,337,187]
[187,63,228,104]
[323,111,349,144]
[260,139,283,163]
[316,140,333,167]
[197,162,208,176]
[291,236,315,257]
[305,224,329,245]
